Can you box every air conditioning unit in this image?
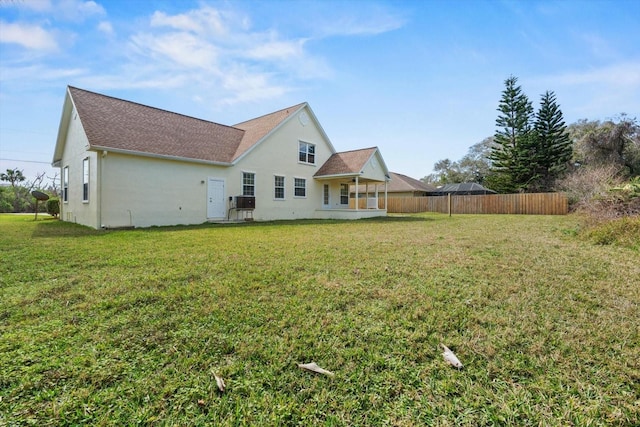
[235,196,255,209]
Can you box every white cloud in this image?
[0,21,58,51]
[0,0,52,12]
[312,6,406,37]
[97,20,113,35]
[220,66,289,105]
[150,6,227,36]
[130,31,219,70]
[54,0,105,21]
[0,64,86,82]
[2,0,105,20]
[246,39,305,61]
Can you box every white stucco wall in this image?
[232,107,337,221]
[99,153,232,228]
[58,103,384,228]
[59,107,100,228]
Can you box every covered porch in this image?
[313,146,390,220]
[314,176,388,220]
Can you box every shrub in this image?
[46,198,60,217]
[582,216,640,249]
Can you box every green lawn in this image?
[1,213,638,426]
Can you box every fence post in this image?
[448,193,452,217]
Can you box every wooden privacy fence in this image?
[383,193,568,215]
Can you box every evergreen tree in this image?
[488,76,534,192]
[531,91,572,191]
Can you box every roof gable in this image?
[232,103,306,160]
[314,147,378,178]
[54,87,310,165]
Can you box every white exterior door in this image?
[323,184,330,208]
[207,178,226,218]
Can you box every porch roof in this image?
[314,147,387,181]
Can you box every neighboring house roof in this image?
[56,86,306,165]
[314,147,378,178]
[352,171,435,193]
[431,182,496,194]
[386,172,436,193]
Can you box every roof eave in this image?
[90,145,233,167]
[52,87,75,166]
[314,172,362,180]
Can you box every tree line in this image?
[0,168,59,213]
[423,76,640,198]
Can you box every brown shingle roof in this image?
[387,172,436,192]
[233,103,306,159]
[314,147,377,177]
[68,86,302,164]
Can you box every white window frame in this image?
[298,141,316,165]
[294,177,306,198]
[274,175,285,200]
[340,183,349,205]
[63,166,69,203]
[323,184,330,206]
[242,171,255,196]
[82,157,89,202]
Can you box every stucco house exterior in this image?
[52,86,390,229]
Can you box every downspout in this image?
[99,150,106,228]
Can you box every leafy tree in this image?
[1,168,26,212]
[568,115,640,176]
[488,76,535,193]
[423,137,495,185]
[458,136,495,185]
[530,91,572,191]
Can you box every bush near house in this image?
[46,198,60,217]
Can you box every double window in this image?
[294,178,306,197]
[242,172,255,196]
[274,175,285,200]
[298,142,315,164]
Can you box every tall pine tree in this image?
[488,76,535,193]
[531,91,572,191]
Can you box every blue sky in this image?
[1,0,639,182]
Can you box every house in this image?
[428,182,496,196]
[350,172,435,208]
[353,172,436,198]
[52,86,390,229]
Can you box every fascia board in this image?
[90,145,233,167]
[52,88,74,166]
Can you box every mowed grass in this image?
[1,213,638,426]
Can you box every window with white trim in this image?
[242,172,255,196]
[298,141,315,164]
[323,184,329,205]
[274,175,285,200]
[82,158,89,202]
[63,166,69,203]
[294,178,306,197]
[340,183,349,205]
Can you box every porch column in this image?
[355,176,359,211]
[384,181,388,211]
